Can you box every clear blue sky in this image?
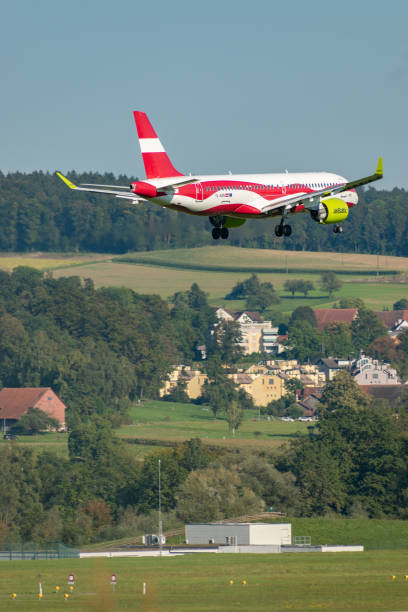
[1,0,407,189]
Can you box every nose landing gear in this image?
[333,225,343,234]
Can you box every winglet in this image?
[375,157,383,177]
[56,172,77,190]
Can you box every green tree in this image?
[208,320,243,363]
[202,355,237,418]
[202,375,237,420]
[246,283,280,313]
[10,408,60,435]
[320,272,343,298]
[393,298,408,310]
[287,322,322,362]
[284,279,301,297]
[226,274,260,299]
[319,370,371,414]
[224,399,244,437]
[289,306,317,328]
[351,308,387,351]
[285,279,314,297]
[176,465,264,523]
[322,322,356,359]
[299,280,314,296]
[337,297,365,309]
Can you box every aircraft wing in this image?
[159,177,199,190]
[56,173,146,202]
[260,157,383,215]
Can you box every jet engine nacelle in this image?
[310,197,349,225]
[130,181,157,198]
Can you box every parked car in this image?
[3,434,18,440]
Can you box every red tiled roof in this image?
[314,309,358,331]
[374,310,408,330]
[0,387,53,419]
[359,384,408,403]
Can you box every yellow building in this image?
[230,372,287,407]
[160,366,207,400]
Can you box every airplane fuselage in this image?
[143,171,358,219]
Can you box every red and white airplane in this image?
[57,111,383,240]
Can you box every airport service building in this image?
[185,523,291,547]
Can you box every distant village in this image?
[160,306,408,417]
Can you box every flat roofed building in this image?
[185,523,291,546]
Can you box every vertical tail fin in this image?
[133,111,183,179]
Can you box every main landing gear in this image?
[210,216,229,240]
[333,224,343,234]
[274,222,292,238]
[212,227,229,240]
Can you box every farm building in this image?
[185,523,291,546]
[0,387,66,432]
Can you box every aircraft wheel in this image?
[212,227,221,240]
[283,224,292,237]
[333,224,343,234]
[275,225,283,237]
[220,227,229,240]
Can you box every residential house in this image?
[313,308,358,332]
[351,354,400,385]
[374,310,408,340]
[230,371,287,407]
[298,389,322,416]
[0,387,66,432]
[317,357,353,381]
[214,308,280,355]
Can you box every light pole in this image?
[158,458,163,557]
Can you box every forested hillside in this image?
[0,268,214,425]
[0,171,407,254]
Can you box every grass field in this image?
[51,261,408,312]
[0,432,69,457]
[0,253,112,272]
[47,246,408,312]
[1,551,408,611]
[115,246,408,273]
[117,400,308,450]
[0,400,307,457]
[0,247,406,312]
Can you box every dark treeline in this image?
[1,171,407,254]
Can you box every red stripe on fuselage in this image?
[177,180,315,202]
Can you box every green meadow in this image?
[0,247,406,312]
[46,246,408,312]
[0,400,309,458]
[1,551,408,611]
[118,399,308,450]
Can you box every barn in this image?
[0,387,66,432]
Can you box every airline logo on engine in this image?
[334,208,347,214]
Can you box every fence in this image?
[0,542,79,561]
